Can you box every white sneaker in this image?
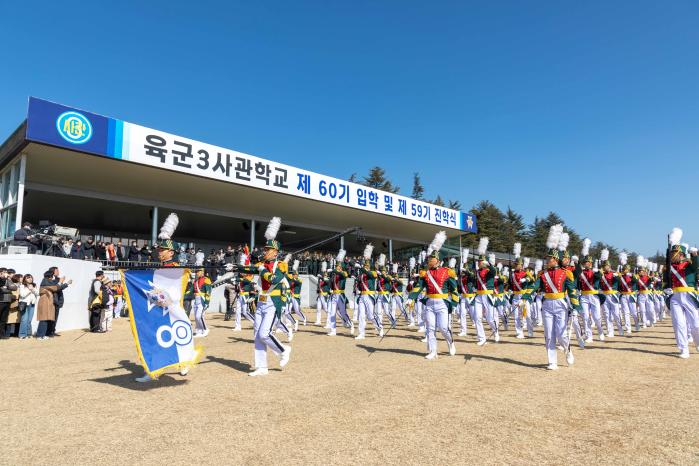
[425,351,438,360]
[379,329,384,337]
[179,367,189,376]
[294,322,299,332]
[556,345,564,352]
[458,331,467,337]
[515,332,524,339]
[477,339,487,346]
[350,324,355,335]
[607,333,614,338]
[679,350,690,359]
[546,364,558,371]
[527,330,534,338]
[408,321,415,327]
[599,334,605,341]
[303,319,307,326]
[327,329,337,336]
[354,334,365,340]
[279,346,292,367]
[566,351,575,365]
[418,326,425,334]
[314,321,321,326]
[249,368,269,377]
[494,332,500,343]
[421,336,428,343]
[233,326,241,332]
[135,374,155,383]
[585,336,593,344]
[193,331,204,338]
[449,342,456,356]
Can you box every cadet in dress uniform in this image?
[598,249,624,337]
[412,231,457,360]
[354,244,384,340]
[524,225,582,370]
[327,251,354,336]
[577,240,605,342]
[473,237,499,344]
[237,217,292,377]
[665,228,699,358]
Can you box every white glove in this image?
[257,265,266,274]
[571,310,579,318]
[663,288,673,296]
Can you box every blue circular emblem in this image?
[56,111,92,144]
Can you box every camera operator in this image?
[13,222,39,253]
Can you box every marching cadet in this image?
[556,233,586,348]
[665,228,699,358]
[389,263,408,323]
[473,238,498,345]
[494,262,508,331]
[376,256,396,328]
[524,224,582,370]
[288,261,306,330]
[314,264,330,326]
[617,253,638,334]
[189,268,212,338]
[457,249,477,338]
[237,217,292,377]
[634,256,654,328]
[598,249,624,337]
[577,239,605,342]
[354,245,383,340]
[231,255,256,332]
[328,250,354,336]
[510,244,533,339]
[136,213,190,383]
[414,231,457,360]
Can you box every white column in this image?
[340,235,344,250]
[14,154,26,231]
[389,238,393,262]
[250,219,256,251]
[151,206,158,245]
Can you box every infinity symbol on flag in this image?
[156,320,192,348]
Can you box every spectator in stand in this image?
[62,239,73,258]
[116,241,127,261]
[195,248,205,266]
[18,274,39,339]
[36,270,61,340]
[95,241,106,261]
[82,237,96,260]
[128,241,141,262]
[4,273,22,337]
[224,245,236,264]
[106,242,116,262]
[0,268,18,339]
[178,246,189,264]
[140,244,150,261]
[150,244,159,262]
[71,240,83,259]
[43,267,71,337]
[187,247,196,265]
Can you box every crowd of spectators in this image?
[0,266,72,340]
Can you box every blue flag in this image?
[122,268,201,377]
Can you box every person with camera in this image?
[13,221,39,254]
[0,268,19,339]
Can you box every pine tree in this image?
[362,166,400,193]
[348,173,358,183]
[448,199,462,210]
[411,172,424,200]
[433,195,445,207]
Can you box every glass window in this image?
[1,172,10,207]
[4,206,16,239]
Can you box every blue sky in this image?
[1,1,697,256]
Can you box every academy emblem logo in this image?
[56,111,92,144]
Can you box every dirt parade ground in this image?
[2,311,698,465]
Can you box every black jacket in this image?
[82,243,96,260]
[41,277,68,307]
[0,277,18,303]
[128,246,141,262]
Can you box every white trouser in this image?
[637,293,654,325]
[458,298,471,334]
[620,295,638,331]
[669,292,699,352]
[511,294,525,335]
[580,294,603,338]
[424,298,453,354]
[466,298,486,342]
[100,302,113,331]
[254,300,286,369]
[193,296,207,333]
[329,294,350,330]
[291,297,305,323]
[114,297,124,318]
[602,295,623,336]
[316,294,328,323]
[542,298,570,366]
[358,294,381,336]
[475,294,498,335]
